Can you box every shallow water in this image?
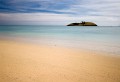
[0,25,120,55]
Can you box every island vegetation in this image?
[67,21,97,26]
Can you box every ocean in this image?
[0,25,120,55]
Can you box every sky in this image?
[0,0,120,26]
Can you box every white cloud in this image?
[0,13,119,26]
[53,0,120,26]
[0,0,120,26]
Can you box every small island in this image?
[67,21,97,26]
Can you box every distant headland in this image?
[67,21,97,26]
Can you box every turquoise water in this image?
[0,25,120,55]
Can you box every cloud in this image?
[0,0,120,26]
[0,0,120,15]
[59,0,120,16]
[0,13,119,26]
[0,0,75,13]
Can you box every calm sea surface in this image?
[0,25,120,55]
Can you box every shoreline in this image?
[0,40,120,82]
[0,35,120,56]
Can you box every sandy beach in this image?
[0,40,120,82]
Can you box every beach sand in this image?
[0,40,120,82]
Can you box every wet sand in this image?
[0,40,120,82]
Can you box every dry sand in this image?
[0,40,120,82]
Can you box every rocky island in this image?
[67,21,97,26]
